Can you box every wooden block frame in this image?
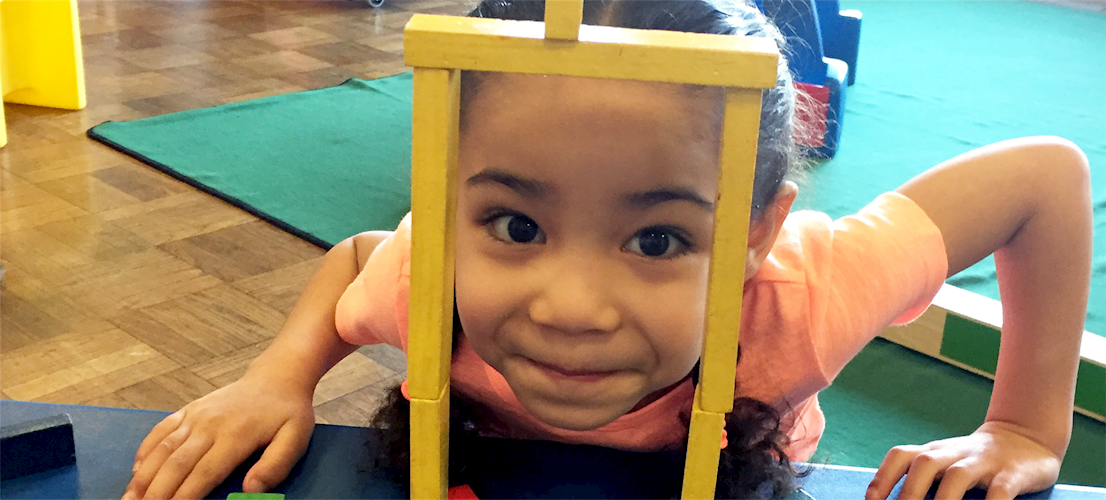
[403,1,779,498]
[880,283,1105,422]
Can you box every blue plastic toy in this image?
[756,0,861,158]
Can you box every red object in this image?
[793,82,830,148]
[448,485,479,499]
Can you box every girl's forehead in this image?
[458,74,724,198]
[463,73,724,139]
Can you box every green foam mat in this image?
[90,74,415,247]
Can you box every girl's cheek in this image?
[454,249,523,355]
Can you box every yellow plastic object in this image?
[403,0,778,496]
[407,67,461,401]
[543,0,583,41]
[403,15,778,88]
[410,385,451,500]
[0,0,87,147]
[682,402,727,499]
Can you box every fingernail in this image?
[245,477,265,492]
[121,489,135,500]
[132,461,140,474]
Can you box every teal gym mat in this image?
[88,0,1105,487]
[90,73,415,247]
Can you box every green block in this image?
[227,494,284,500]
[1075,360,1106,417]
[940,314,1001,375]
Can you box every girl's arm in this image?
[123,230,392,500]
[867,136,1092,500]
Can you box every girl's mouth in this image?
[527,358,617,382]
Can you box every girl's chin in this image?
[514,393,630,431]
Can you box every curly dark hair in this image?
[370,371,802,499]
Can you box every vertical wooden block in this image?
[697,87,763,414]
[410,387,450,500]
[543,0,583,41]
[407,67,461,401]
[680,402,726,499]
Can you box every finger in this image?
[867,445,924,500]
[896,451,959,500]
[134,411,185,465]
[243,422,314,493]
[172,438,260,500]
[124,423,193,499]
[141,431,215,500]
[983,472,1021,500]
[932,459,983,500]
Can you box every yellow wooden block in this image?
[404,15,778,88]
[696,88,763,414]
[0,0,86,110]
[410,387,450,500]
[407,67,461,400]
[681,404,726,499]
[543,0,583,41]
[402,9,780,500]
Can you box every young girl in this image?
[122,0,1092,499]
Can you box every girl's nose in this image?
[528,266,621,334]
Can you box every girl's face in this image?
[455,73,724,431]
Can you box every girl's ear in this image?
[743,181,798,281]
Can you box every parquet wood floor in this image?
[1,0,473,427]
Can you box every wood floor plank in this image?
[231,256,323,315]
[99,191,258,246]
[1,0,479,418]
[2,328,180,403]
[34,171,145,213]
[188,340,273,388]
[111,283,284,366]
[314,373,404,426]
[113,368,220,412]
[91,163,192,203]
[57,247,223,317]
[159,220,323,283]
[313,352,397,407]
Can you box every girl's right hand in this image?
[121,372,316,500]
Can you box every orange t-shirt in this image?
[335,192,947,461]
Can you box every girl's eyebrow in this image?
[623,188,714,211]
[465,169,550,199]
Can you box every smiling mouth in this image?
[527,358,618,381]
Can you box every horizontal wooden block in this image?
[697,88,762,414]
[404,15,779,88]
[880,283,1105,422]
[1,413,76,480]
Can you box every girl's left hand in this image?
[864,421,1062,500]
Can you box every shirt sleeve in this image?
[809,192,948,381]
[334,213,412,351]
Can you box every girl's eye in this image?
[624,227,689,259]
[489,213,545,244]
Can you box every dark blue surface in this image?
[1,400,1102,499]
